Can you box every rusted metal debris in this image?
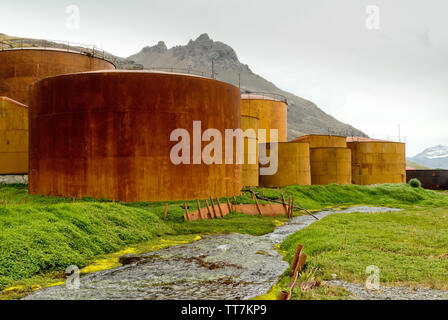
[183,197,295,221]
[277,243,308,301]
[248,191,319,220]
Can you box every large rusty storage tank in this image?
[310,148,352,185]
[0,48,115,106]
[241,93,287,143]
[347,139,406,185]
[241,115,259,187]
[0,97,28,174]
[29,71,242,202]
[259,142,311,187]
[290,134,347,148]
[406,170,448,190]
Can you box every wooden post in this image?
[254,194,262,215]
[290,244,303,276]
[287,198,292,218]
[205,200,214,218]
[226,198,232,213]
[282,195,288,215]
[216,198,224,217]
[184,202,189,220]
[196,199,204,219]
[290,197,295,218]
[233,196,237,203]
[210,198,218,218]
[163,202,168,221]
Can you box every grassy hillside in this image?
[406,160,430,169]
[1,183,447,299]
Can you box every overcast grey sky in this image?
[1,0,447,156]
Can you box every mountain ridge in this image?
[129,33,367,139]
[1,32,367,139]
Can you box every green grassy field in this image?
[276,187,448,299]
[1,183,447,299]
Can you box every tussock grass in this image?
[0,202,172,289]
[1,183,447,298]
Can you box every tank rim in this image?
[31,69,241,91]
[292,134,348,139]
[309,147,351,150]
[0,96,28,108]
[241,92,288,105]
[347,140,406,145]
[0,47,116,68]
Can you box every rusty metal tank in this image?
[259,142,311,187]
[406,170,448,190]
[0,96,28,174]
[290,134,347,148]
[0,48,115,106]
[241,93,287,143]
[347,140,406,185]
[29,71,242,202]
[310,148,352,185]
[241,115,259,187]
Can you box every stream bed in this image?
[24,206,402,300]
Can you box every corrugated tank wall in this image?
[309,147,352,185]
[348,141,406,185]
[259,142,311,187]
[0,97,28,174]
[406,170,448,190]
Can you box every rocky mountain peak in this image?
[127,33,367,138]
[142,41,167,54]
[195,33,210,42]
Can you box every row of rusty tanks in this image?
[0,47,116,176]
[1,45,406,202]
[256,133,406,188]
